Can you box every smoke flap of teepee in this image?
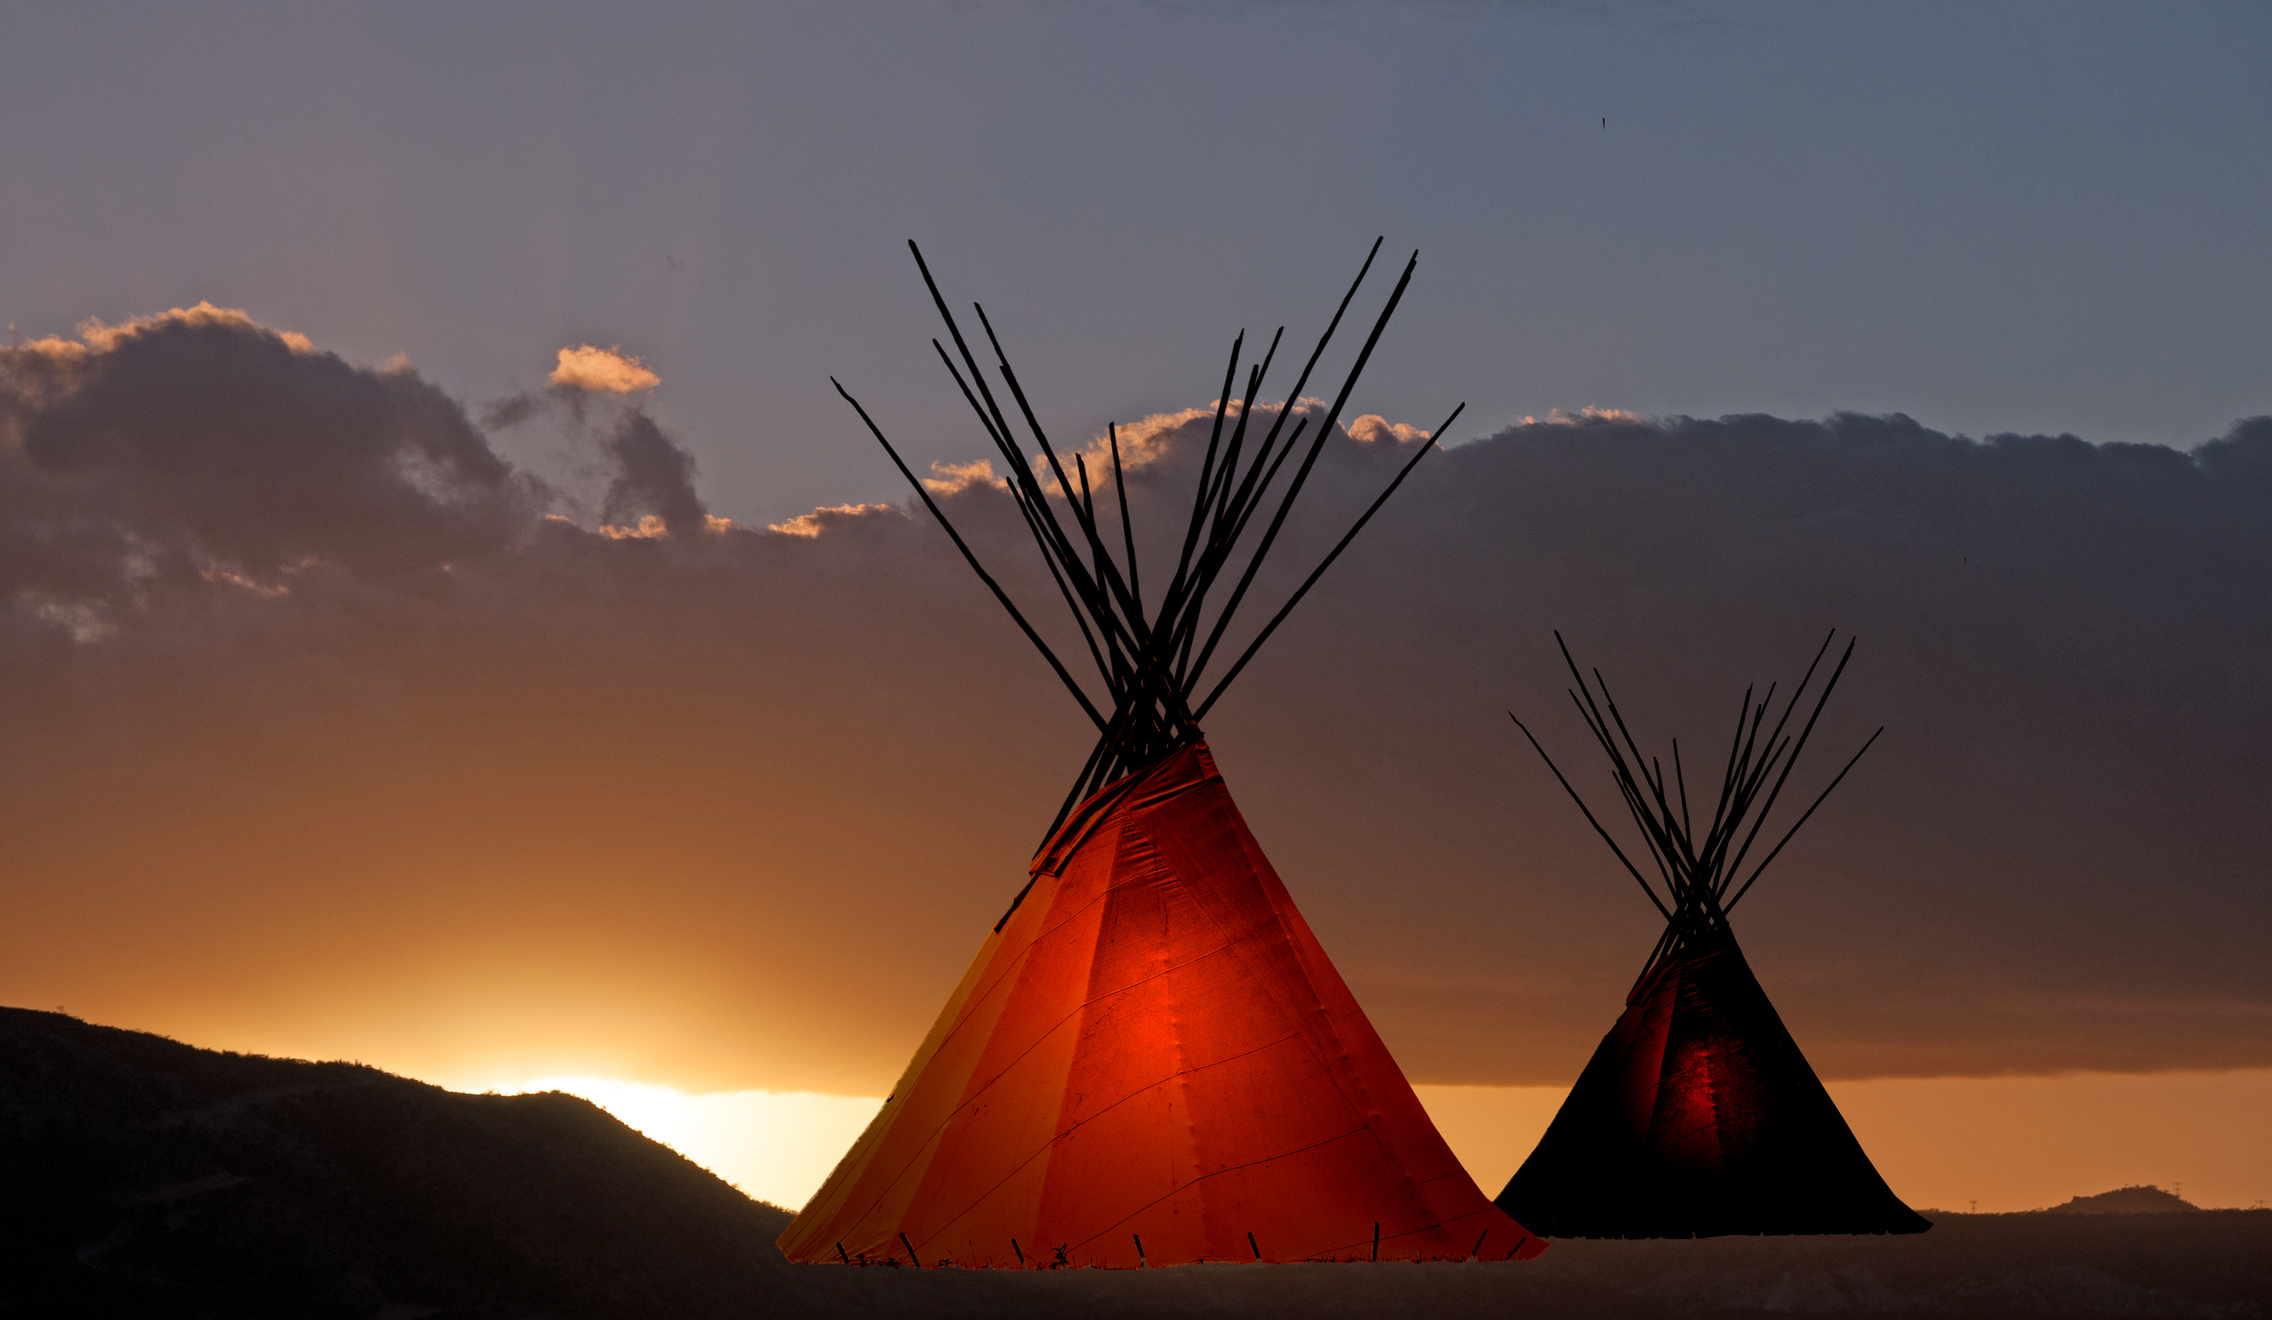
[1494,632,1929,1238]
[776,241,1543,1267]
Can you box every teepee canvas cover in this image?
[779,243,1540,1266]
[782,743,1534,1267]
[1494,635,1928,1239]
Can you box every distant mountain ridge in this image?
[2043,1185,2201,1215]
[1922,1185,2208,1219]
[0,1007,800,1318]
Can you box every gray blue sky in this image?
[4,1,2267,524]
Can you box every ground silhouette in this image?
[4,1007,2265,1318]
[0,1007,798,1318]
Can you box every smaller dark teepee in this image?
[1496,633,1929,1238]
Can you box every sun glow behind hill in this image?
[487,1078,883,1209]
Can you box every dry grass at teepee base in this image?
[782,1211,2272,1319]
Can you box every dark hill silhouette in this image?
[0,1007,799,1318]
[2042,1185,2200,1215]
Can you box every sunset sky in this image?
[2,1,2267,1214]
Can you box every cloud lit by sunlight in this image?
[549,344,660,393]
[920,458,1004,496]
[765,501,897,537]
[495,1077,881,1210]
[1345,414,1434,447]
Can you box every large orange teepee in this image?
[781,744,1535,1267]
[779,241,1541,1267]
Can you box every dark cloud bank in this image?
[1,306,2265,1092]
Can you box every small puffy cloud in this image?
[921,459,1005,496]
[16,592,113,645]
[1346,414,1433,447]
[1094,406,1217,474]
[1048,397,1339,494]
[595,515,670,541]
[766,502,901,538]
[1514,405,1651,427]
[550,344,660,394]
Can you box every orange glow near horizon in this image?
[308,1065,2272,1217]
[1417,1072,2272,1215]
[22,994,2268,1217]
